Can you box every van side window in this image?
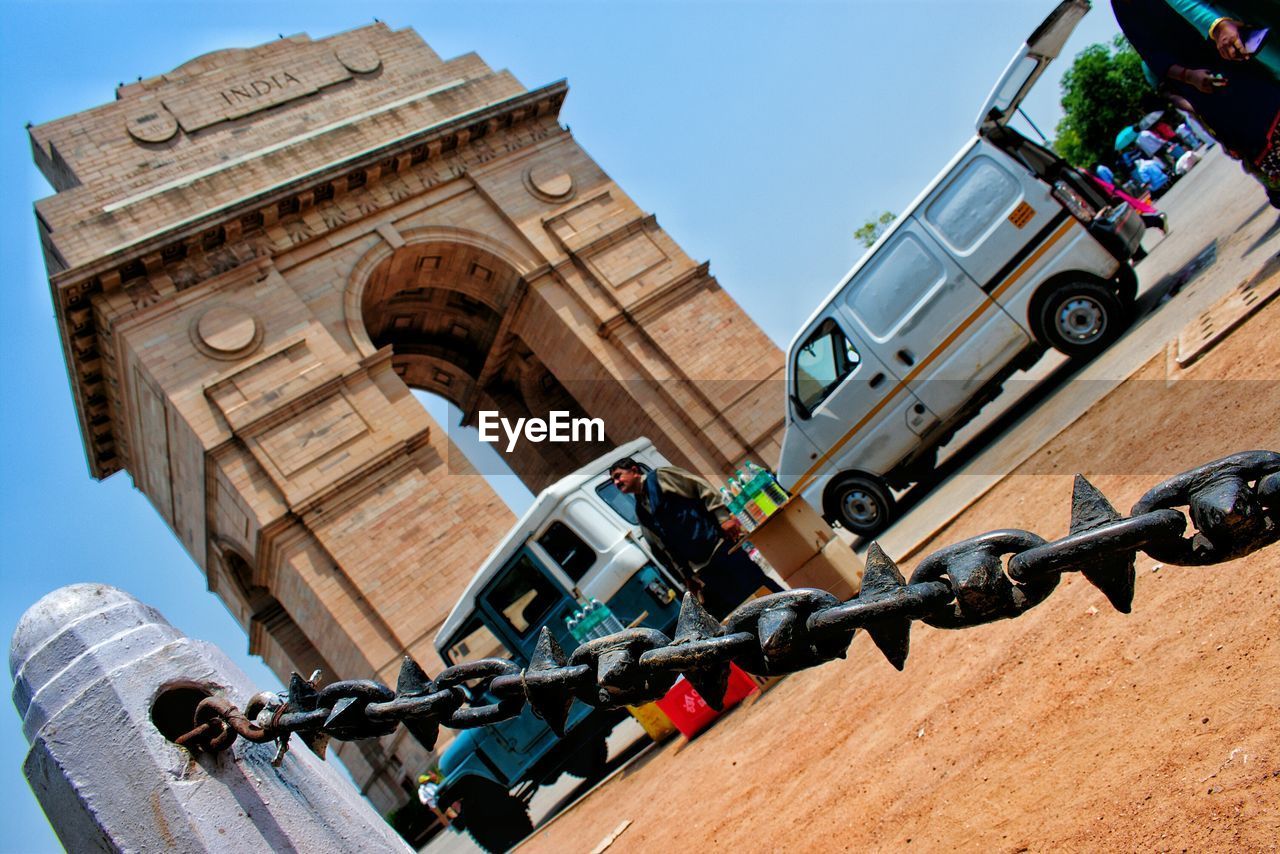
[846,234,946,340]
[925,155,1020,252]
[595,464,650,525]
[795,317,861,411]
[485,554,561,637]
[538,521,595,581]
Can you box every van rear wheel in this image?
[827,474,895,538]
[1034,280,1127,360]
[458,779,532,853]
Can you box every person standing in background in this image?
[417,772,453,828]
[1112,0,1280,206]
[608,458,780,619]
[1136,127,1168,156]
[1134,154,1173,194]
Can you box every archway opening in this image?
[413,389,534,516]
[361,239,612,495]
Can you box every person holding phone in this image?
[1165,0,1279,78]
[1112,0,1280,206]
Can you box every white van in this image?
[776,0,1144,537]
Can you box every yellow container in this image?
[626,701,677,742]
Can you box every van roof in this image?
[786,0,1092,359]
[433,436,655,651]
[785,135,982,355]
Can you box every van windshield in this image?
[485,553,562,637]
[443,615,510,665]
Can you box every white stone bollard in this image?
[10,584,412,853]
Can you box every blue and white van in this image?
[433,437,682,852]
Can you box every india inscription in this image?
[159,40,368,132]
[32,22,785,814]
[217,71,304,108]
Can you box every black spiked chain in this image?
[175,451,1280,765]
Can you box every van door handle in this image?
[897,349,915,367]
[869,372,885,388]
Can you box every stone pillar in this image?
[10,584,411,853]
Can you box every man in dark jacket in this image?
[608,457,780,619]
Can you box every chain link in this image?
[1131,450,1280,564]
[173,450,1280,764]
[909,530,1055,629]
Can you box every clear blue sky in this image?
[0,1,1125,849]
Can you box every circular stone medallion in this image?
[524,164,575,202]
[336,44,382,74]
[126,106,179,144]
[193,305,261,359]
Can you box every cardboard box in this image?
[747,498,864,598]
[786,537,864,601]
[747,498,835,570]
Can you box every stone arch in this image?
[211,539,272,622]
[343,225,541,362]
[350,229,606,489]
[359,238,522,405]
[37,23,784,810]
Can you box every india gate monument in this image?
[31,22,782,810]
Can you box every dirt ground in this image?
[519,295,1280,851]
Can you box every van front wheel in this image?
[563,734,608,780]
[827,474,895,538]
[1034,281,1127,360]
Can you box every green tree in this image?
[854,211,896,248]
[1054,34,1155,168]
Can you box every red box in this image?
[654,664,758,738]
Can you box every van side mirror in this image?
[790,393,811,421]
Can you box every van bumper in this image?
[1088,201,1145,261]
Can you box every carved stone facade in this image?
[33,23,783,810]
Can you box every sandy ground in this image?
[517,290,1280,850]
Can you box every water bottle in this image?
[738,468,777,518]
[747,461,789,506]
[577,599,602,640]
[721,487,754,531]
[745,542,773,572]
[729,477,765,526]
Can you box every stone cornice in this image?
[53,81,567,480]
[51,82,567,290]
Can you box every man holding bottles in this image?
[608,457,780,619]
